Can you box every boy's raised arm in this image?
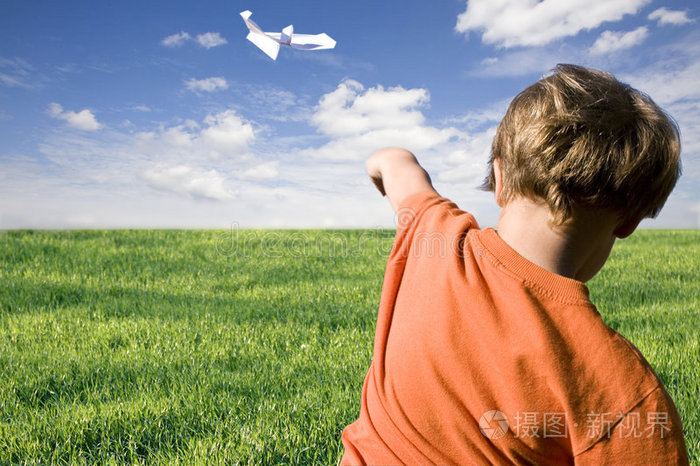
[365,147,437,212]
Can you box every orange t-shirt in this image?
[341,191,689,465]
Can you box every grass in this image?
[588,230,700,461]
[0,229,698,464]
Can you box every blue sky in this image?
[1,0,698,228]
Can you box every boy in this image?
[340,65,689,464]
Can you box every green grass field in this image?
[1,229,698,464]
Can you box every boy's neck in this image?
[495,197,618,283]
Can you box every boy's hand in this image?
[365,147,437,212]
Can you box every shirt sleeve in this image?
[574,386,690,465]
[389,190,475,260]
[394,191,445,233]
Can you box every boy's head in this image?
[483,64,681,228]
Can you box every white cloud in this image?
[242,162,279,180]
[622,50,700,158]
[252,88,298,108]
[436,104,504,185]
[0,57,34,88]
[621,50,700,107]
[240,85,311,122]
[0,72,29,88]
[46,103,102,131]
[455,0,650,47]
[437,126,497,184]
[589,26,648,55]
[196,32,227,49]
[143,165,234,200]
[304,127,457,162]
[163,125,194,147]
[648,8,694,26]
[126,111,254,162]
[40,108,255,180]
[618,46,700,226]
[185,77,228,93]
[26,108,257,212]
[312,80,429,137]
[129,105,152,112]
[469,47,569,77]
[161,31,191,47]
[304,80,458,161]
[443,102,508,130]
[200,110,255,158]
[161,31,227,49]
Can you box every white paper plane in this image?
[240,10,336,60]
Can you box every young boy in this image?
[340,65,689,464]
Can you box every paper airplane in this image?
[240,10,336,60]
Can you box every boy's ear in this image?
[493,158,504,207]
[613,216,642,239]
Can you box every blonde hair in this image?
[483,64,681,225]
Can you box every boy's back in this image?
[341,191,688,464]
[341,65,689,464]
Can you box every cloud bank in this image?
[185,77,228,92]
[305,80,458,161]
[589,27,648,55]
[648,8,694,26]
[161,31,227,49]
[47,103,101,131]
[456,0,650,47]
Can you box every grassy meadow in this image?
[0,229,698,464]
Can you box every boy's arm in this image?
[365,147,437,212]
